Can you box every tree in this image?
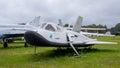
[110,23,120,35]
[115,23,120,31]
[70,25,73,28]
[64,24,69,27]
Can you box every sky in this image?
[0,0,120,28]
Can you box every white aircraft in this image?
[24,17,117,56]
[0,16,40,47]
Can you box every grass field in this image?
[0,36,120,68]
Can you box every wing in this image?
[85,41,117,44]
[67,32,117,45]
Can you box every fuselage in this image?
[24,23,93,47]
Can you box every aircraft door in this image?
[53,26,67,43]
[54,31,66,43]
[44,24,67,43]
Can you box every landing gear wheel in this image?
[3,39,8,48]
[24,42,28,47]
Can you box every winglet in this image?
[58,19,63,27]
[27,16,41,27]
[73,16,83,33]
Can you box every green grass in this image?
[0,36,120,68]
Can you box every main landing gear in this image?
[2,38,28,48]
[66,33,80,57]
[2,39,8,48]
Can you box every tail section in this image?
[58,19,63,27]
[73,16,83,33]
[27,16,40,27]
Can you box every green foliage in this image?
[64,24,69,27]
[110,23,120,35]
[115,23,120,30]
[82,24,107,28]
[70,25,73,28]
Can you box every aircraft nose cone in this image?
[24,31,38,45]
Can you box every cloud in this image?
[0,0,120,27]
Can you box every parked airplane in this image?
[0,16,40,47]
[24,16,117,56]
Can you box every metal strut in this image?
[66,33,80,56]
[69,42,80,56]
[3,39,8,48]
[24,38,28,47]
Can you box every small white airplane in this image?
[0,16,40,47]
[24,16,117,56]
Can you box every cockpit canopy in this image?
[41,23,62,32]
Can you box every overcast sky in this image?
[0,0,120,28]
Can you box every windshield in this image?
[45,24,55,32]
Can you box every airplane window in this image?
[45,24,55,31]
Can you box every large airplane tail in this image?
[73,16,83,33]
[27,16,40,27]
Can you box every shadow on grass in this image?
[81,48,117,53]
[31,48,117,61]
[0,45,31,50]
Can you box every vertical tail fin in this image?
[73,16,83,33]
[58,19,63,27]
[27,16,40,27]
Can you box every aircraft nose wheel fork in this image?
[66,33,80,57]
[69,42,80,57]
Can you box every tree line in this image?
[64,24,107,33]
[110,23,120,35]
[63,23,120,35]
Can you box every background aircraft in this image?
[24,16,117,56]
[0,16,40,47]
[64,16,115,37]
